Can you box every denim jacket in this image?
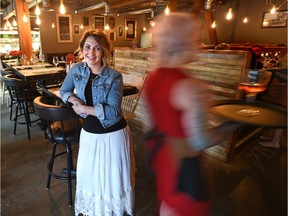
[60,62,124,128]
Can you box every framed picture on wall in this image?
[262,11,287,28]
[83,16,89,26]
[56,14,73,43]
[73,24,80,35]
[94,16,105,30]
[125,19,137,40]
[118,25,124,38]
[108,17,116,29]
[109,31,116,42]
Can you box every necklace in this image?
[90,73,98,82]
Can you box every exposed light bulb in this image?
[23,13,28,23]
[226,8,233,20]
[211,20,216,28]
[36,16,41,25]
[13,18,17,26]
[60,1,65,14]
[52,22,55,28]
[6,19,11,27]
[243,17,248,23]
[270,5,276,14]
[165,6,169,15]
[35,2,41,16]
[104,24,110,30]
[143,27,147,31]
[150,21,155,27]
[80,24,83,29]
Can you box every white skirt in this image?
[74,126,136,216]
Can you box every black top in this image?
[82,73,127,134]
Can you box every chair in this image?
[215,43,231,50]
[121,77,146,122]
[33,96,82,207]
[3,74,40,139]
[121,93,141,122]
[1,68,15,108]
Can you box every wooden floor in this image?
[1,101,287,216]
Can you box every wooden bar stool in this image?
[1,68,15,110]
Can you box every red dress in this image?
[144,68,210,216]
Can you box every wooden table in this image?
[13,67,66,82]
[210,99,287,128]
[2,60,66,82]
[206,99,287,162]
[13,63,53,70]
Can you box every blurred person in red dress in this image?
[143,13,241,216]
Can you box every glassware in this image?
[237,69,272,116]
[21,54,27,66]
[53,56,59,67]
[39,54,45,63]
[31,54,38,65]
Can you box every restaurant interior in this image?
[1,0,287,215]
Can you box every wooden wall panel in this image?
[114,47,252,126]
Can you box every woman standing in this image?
[144,13,241,216]
[60,29,135,216]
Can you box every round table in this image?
[210,100,287,128]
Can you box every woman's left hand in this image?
[72,102,85,116]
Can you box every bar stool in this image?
[33,96,82,207]
[1,68,15,108]
[3,74,40,139]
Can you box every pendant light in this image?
[36,16,41,25]
[226,8,233,20]
[6,19,11,28]
[243,0,249,23]
[12,18,17,26]
[23,13,28,22]
[60,0,66,14]
[211,20,216,28]
[51,11,55,28]
[35,0,41,16]
[165,5,169,15]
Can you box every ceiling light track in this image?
[117,8,153,16]
[76,1,106,13]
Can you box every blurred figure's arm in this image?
[170,77,241,152]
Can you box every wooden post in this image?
[204,10,218,45]
[15,0,33,60]
[191,0,205,17]
[169,0,178,12]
